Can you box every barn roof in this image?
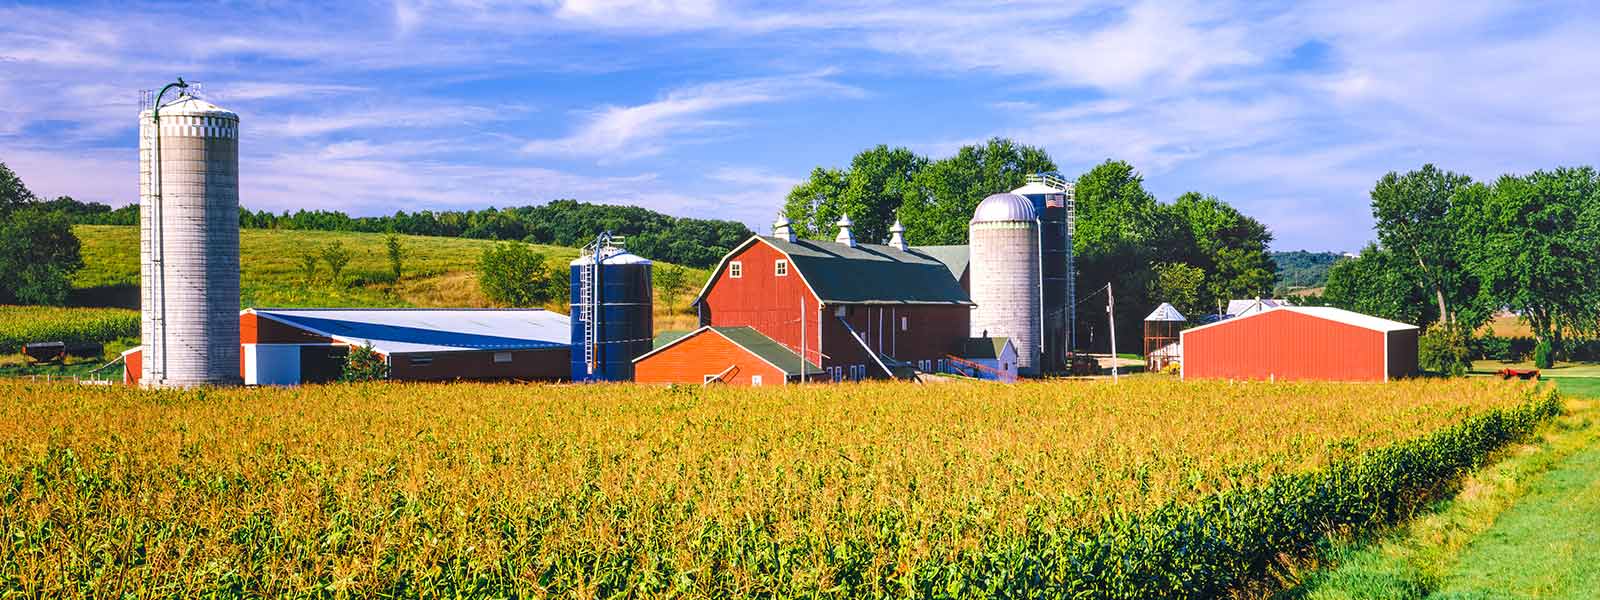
[912,244,970,281]
[959,337,1013,360]
[1225,298,1288,316]
[633,325,826,377]
[756,236,972,305]
[247,308,569,355]
[1183,306,1417,335]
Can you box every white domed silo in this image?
[138,86,241,387]
[969,193,1042,376]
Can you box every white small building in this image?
[952,337,1019,382]
[1226,297,1290,318]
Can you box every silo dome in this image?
[971,192,1036,223]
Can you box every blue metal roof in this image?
[250,309,569,355]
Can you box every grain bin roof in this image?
[1145,303,1186,322]
[247,308,569,355]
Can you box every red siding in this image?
[825,304,970,374]
[634,329,791,386]
[699,241,823,367]
[1182,310,1392,382]
[243,312,333,344]
[124,349,141,385]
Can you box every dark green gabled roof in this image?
[712,326,826,377]
[959,337,1013,360]
[913,245,970,282]
[653,330,692,349]
[759,237,973,305]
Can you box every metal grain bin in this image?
[570,239,653,382]
[1010,173,1075,373]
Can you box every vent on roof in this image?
[835,214,855,247]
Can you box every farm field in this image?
[0,378,1557,598]
[69,225,704,330]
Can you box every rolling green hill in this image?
[71,225,703,329]
[1271,250,1344,291]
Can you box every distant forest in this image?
[1270,250,1344,290]
[54,198,753,268]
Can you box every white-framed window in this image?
[900,316,908,331]
[775,259,788,277]
[493,352,512,364]
[729,261,742,278]
[751,375,763,386]
[835,306,848,317]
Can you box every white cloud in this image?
[523,70,861,160]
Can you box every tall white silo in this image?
[139,87,241,387]
[969,192,1042,376]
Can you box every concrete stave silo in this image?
[969,193,1042,376]
[139,90,241,387]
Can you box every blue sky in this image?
[3,1,1598,252]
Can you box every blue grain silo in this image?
[570,234,653,382]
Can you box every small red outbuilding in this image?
[1180,306,1419,382]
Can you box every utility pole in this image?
[1107,283,1119,382]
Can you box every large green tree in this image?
[1319,245,1436,326]
[900,138,1056,245]
[1453,168,1600,348]
[1160,192,1276,313]
[1072,160,1162,349]
[782,146,926,243]
[1370,165,1482,328]
[0,208,84,305]
[0,161,37,215]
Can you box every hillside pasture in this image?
[0,378,1556,598]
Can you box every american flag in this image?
[1046,194,1065,208]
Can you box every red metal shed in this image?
[634,326,825,386]
[1180,306,1419,382]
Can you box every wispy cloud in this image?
[522,70,862,160]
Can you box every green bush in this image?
[1534,340,1554,369]
[340,342,388,382]
[0,209,84,305]
[478,242,564,307]
[1419,325,1473,376]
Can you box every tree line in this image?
[0,162,84,306]
[57,197,753,269]
[780,138,1278,350]
[1310,165,1600,367]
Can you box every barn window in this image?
[751,375,763,386]
[493,352,512,364]
[774,259,788,277]
[409,356,433,366]
[900,316,908,331]
[729,261,742,278]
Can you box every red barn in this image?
[641,225,974,384]
[635,326,826,386]
[1180,306,1419,382]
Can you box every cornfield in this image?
[0,378,1558,598]
[0,305,140,353]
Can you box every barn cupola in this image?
[887,219,907,251]
[834,214,856,247]
[773,215,796,242]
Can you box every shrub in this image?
[299,251,319,284]
[1418,325,1473,376]
[340,342,388,382]
[478,242,563,307]
[386,233,405,281]
[321,240,352,283]
[1534,339,1554,369]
